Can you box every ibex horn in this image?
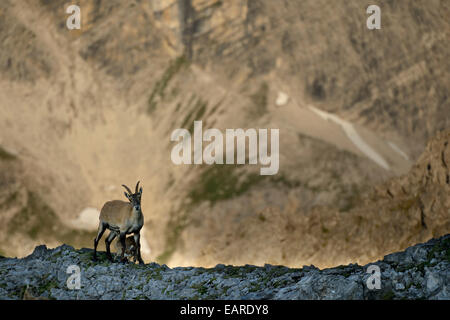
[135,181,140,194]
[122,184,132,195]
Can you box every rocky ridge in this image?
[0,0,448,268]
[0,234,448,300]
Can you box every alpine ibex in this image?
[115,236,137,263]
[93,181,145,264]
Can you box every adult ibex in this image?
[93,181,145,264]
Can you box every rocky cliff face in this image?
[0,234,448,300]
[148,0,449,157]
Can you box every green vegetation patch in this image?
[36,277,59,296]
[157,165,270,263]
[248,81,269,118]
[79,251,112,267]
[0,146,16,161]
[427,237,450,263]
[382,290,395,300]
[222,265,259,279]
[186,98,208,134]
[177,94,209,133]
[188,165,266,207]
[145,268,163,281]
[191,281,209,295]
[9,285,27,299]
[395,237,450,275]
[207,98,224,117]
[392,195,420,213]
[147,56,189,114]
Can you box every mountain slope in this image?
[174,129,450,268]
[0,0,448,267]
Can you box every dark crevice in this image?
[419,199,427,229]
[441,150,448,169]
[177,0,195,59]
[386,189,394,198]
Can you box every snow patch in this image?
[275,92,289,106]
[71,207,100,230]
[308,105,390,170]
[387,141,409,161]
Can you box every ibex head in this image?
[122,181,143,212]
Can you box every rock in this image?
[426,273,442,295]
[0,234,448,300]
[27,245,48,259]
[395,283,405,291]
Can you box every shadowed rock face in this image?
[0,234,448,300]
[175,129,450,268]
[142,0,450,155]
[0,0,448,268]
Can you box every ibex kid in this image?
[115,236,137,263]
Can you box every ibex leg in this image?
[93,222,106,261]
[134,232,145,265]
[105,231,117,261]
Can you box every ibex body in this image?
[93,181,145,264]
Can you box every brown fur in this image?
[115,236,137,262]
[100,200,134,227]
[93,182,145,264]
